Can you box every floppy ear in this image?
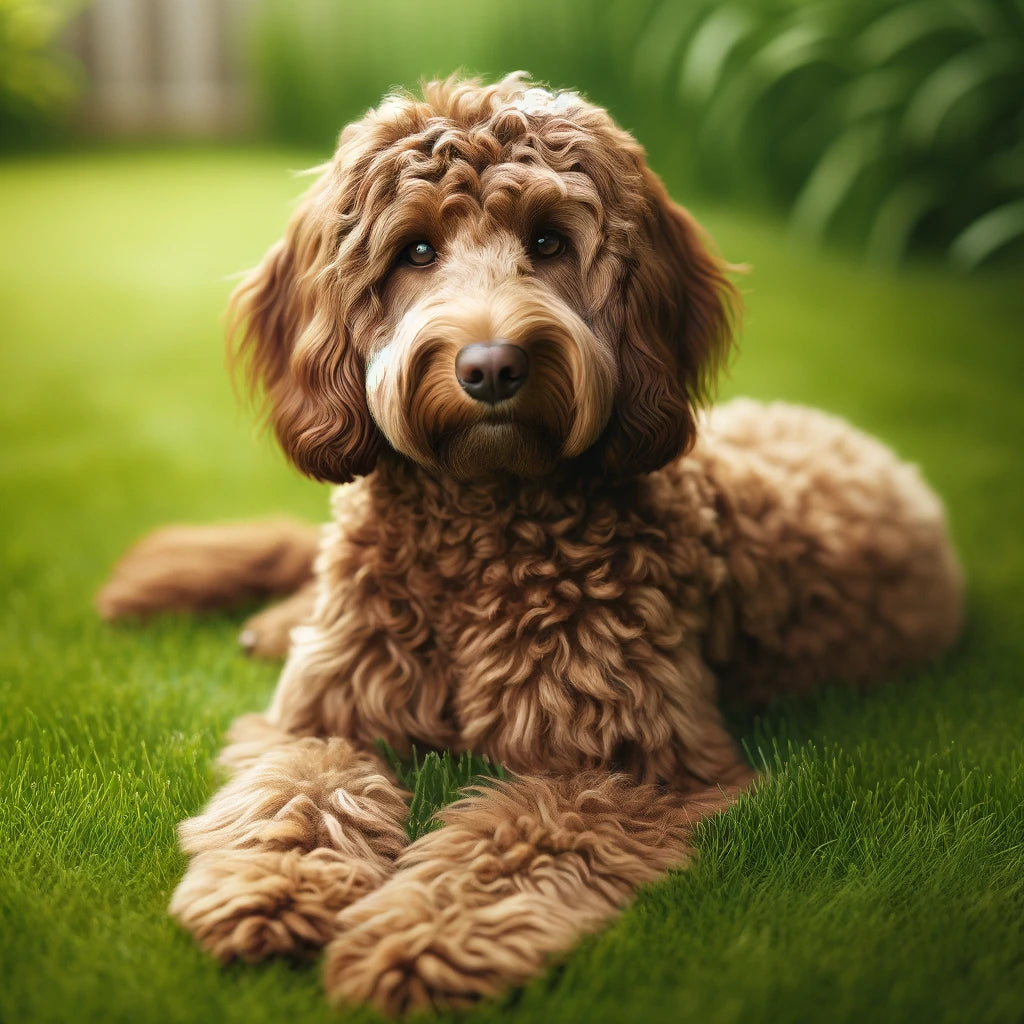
[228,173,383,483]
[599,170,739,476]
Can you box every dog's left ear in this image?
[599,169,739,476]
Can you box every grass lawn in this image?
[1,147,1022,1024]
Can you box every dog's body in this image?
[99,75,962,1013]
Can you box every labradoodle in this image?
[98,74,963,1014]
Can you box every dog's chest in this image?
[328,464,727,770]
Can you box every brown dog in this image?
[99,74,963,1014]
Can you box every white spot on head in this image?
[510,87,581,116]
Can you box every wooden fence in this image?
[64,0,255,136]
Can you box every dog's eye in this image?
[401,241,436,267]
[532,230,566,258]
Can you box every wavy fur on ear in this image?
[228,168,384,483]
[598,169,740,477]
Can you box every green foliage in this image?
[640,0,1024,267]
[245,0,619,151]
[0,0,82,148]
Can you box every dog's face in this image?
[231,75,737,483]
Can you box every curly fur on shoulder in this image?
[99,73,963,1014]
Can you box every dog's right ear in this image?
[597,166,739,478]
[228,171,383,483]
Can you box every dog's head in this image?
[231,74,738,483]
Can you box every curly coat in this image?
[98,74,963,1014]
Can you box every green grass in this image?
[1,147,1023,1024]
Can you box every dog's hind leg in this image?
[699,400,964,701]
[170,724,409,963]
[96,519,319,622]
[323,772,746,1014]
[238,579,319,659]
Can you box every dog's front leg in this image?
[170,724,409,963]
[322,771,742,1014]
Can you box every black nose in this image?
[455,341,529,404]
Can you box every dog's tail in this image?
[96,519,319,622]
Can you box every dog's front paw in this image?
[323,873,577,1014]
[321,786,625,1013]
[170,847,391,962]
[321,772,742,1014]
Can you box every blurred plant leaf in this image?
[949,198,1024,268]
[842,67,916,121]
[679,5,756,103]
[856,1,975,65]
[790,122,888,240]
[902,41,1018,149]
[753,22,832,80]
[866,179,942,266]
[633,1,705,92]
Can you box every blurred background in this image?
[4,0,1024,267]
